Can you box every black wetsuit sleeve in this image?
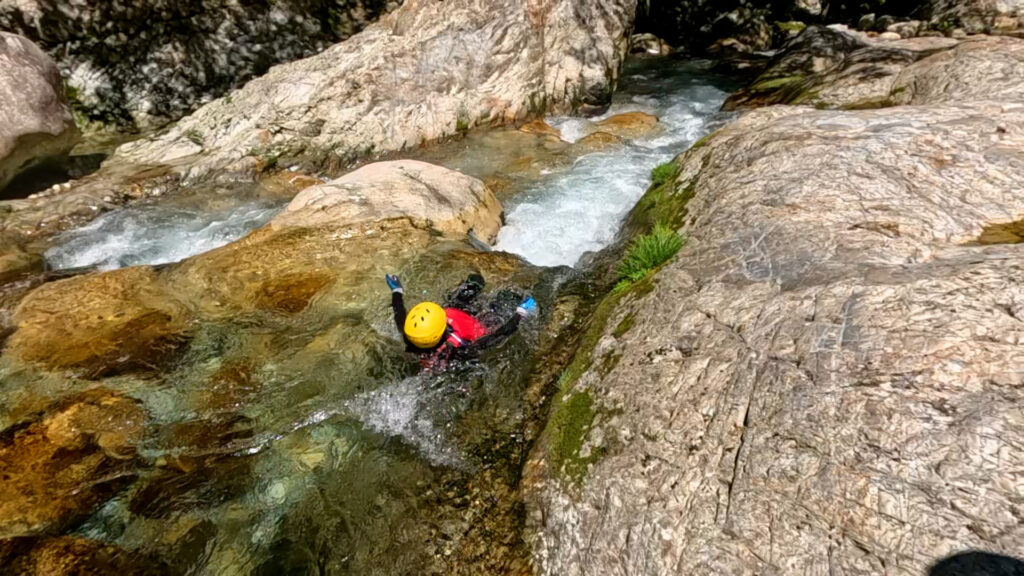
[392,292,407,334]
[471,313,522,351]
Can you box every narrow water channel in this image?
[6,56,737,573]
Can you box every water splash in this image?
[346,375,465,468]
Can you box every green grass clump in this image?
[650,162,676,187]
[615,224,684,291]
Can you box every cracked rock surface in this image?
[525,95,1024,574]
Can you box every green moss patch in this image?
[650,162,676,187]
[612,313,635,338]
[547,390,602,485]
[751,75,804,92]
[626,164,696,235]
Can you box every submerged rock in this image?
[526,101,1024,574]
[573,131,626,153]
[0,536,164,575]
[0,390,145,538]
[0,32,79,193]
[7,266,191,379]
[594,112,662,140]
[0,0,399,130]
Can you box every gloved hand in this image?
[385,274,403,293]
[516,296,537,317]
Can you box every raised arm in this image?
[387,274,406,334]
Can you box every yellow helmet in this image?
[404,302,447,349]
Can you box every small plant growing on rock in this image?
[650,161,676,187]
[184,128,205,147]
[616,223,684,291]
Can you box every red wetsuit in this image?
[391,292,522,369]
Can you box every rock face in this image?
[931,0,1024,34]
[0,32,78,193]
[0,0,398,129]
[526,28,1024,576]
[273,160,503,241]
[528,101,1024,576]
[724,26,1022,110]
[113,0,637,181]
[0,390,146,538]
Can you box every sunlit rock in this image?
[527,100,1024,574]
[114,0,638,181]
[273,160,503,243]
[723,25,1024,110]
[593,112,661,140]
[0,32,79,193]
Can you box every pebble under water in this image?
[2,57,738,574]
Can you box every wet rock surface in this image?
[0,32,79,194]
[0,536,165,575]
[0,390,145,539]
[0,0,399,130]
[0,158,571,572]
[7,266,191,379]
[527,98,1024,575]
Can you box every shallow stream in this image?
[1,56,736,573]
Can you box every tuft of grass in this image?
[616,224,684,289]
[184,128,205,147]
[650,162,676,187]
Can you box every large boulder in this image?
[0,390,146,538]
[930,0,1024,34]
[113,0,637,181]
[272,160,503,241]
[525,102,1024,573]
[0,0,399,129]
[0,32,78,193]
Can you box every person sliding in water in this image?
[385,273,537,371]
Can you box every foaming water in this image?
[494,59,736,267]
[346,375,464,468]
[45,197,281,271]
